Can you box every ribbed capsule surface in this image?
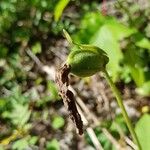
[67,45,109,77]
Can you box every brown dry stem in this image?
[56,63,83,135]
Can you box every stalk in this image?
[103,69,141,150]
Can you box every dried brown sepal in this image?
[55,63,83,135]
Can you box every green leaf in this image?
[136,81,150,96]
[0,98,7,111]
[124,47,145,87]
[63,29,73,44]
[0,146,4,150]
[46,139,60,150]
[133,32,150,50]
[12,138,29,150]
[135,37,150,50]
[52,116,65,129]
[29,136,38,145]
[12,28,30,42]
[0,67,15,85]
[104,19,136,40]
[135,114,150,150]
[54,0,70,22]
[110,115,128,135]
[3,104,31,127]
[73,12,105,43]
[0,44,8,58]
[31,42,42,54]
[47,81,60,101]
[98,132,112,150]
[91,24,123,81]
[90,19,136,81]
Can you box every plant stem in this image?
[103,69,142,150]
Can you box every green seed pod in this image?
[63,29,109,77]
[67,44,109,77]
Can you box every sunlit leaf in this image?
[46,139,60,150]
[54,0,70,22]
[73,12,105,43]
[63,29,73,44]
[52,116,65,129]
[12,138,29,150]
[31,42,42,54]
[91,24,123,81]
[135,114,150,150]
[136,37,150,50]
[47,81,60,101]
[124,47,145,87]
[136,81,150,96]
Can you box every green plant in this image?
[52,116,65,129]
[135,114,150,150]
[73,11,150,96]
[46,139,60,150]
[54,0,70,22]
[61,30,141,150]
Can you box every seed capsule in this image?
[67,44,109,77]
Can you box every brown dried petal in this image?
[55,63,83,135]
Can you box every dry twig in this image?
[55,64,83,135]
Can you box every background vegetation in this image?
[0,0,150,149]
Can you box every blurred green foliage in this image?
[135,114,150,150]
[12,136,38,150]
[54,0,70,22]
[46,139,60,150]
[73,10,150,95]
[52,116,65,129]
[0,0,150,149]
